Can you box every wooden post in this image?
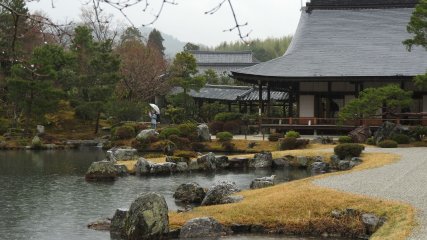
[267,83,271,117]
[258,81,263,134]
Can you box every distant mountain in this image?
[140,27,186,57]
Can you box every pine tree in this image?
[147,28,165,55]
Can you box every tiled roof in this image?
[232,6,426,80]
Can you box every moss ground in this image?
[168,151,416,239]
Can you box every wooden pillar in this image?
[258,81,263,134]
[228,102,232,112]
[238,101,242,113]
[327,81,332,118]
[267,83,271,117]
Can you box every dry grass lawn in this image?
[169,151,416,239]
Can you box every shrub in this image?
[338,136,353,144]
[209,121,224,134]
[334,143,365,159]
[223,120,241,134]
[168,135,191,150]
[174,150,198,159]
[132,123,148,133]
[391,134,410,144]
[109,101,144,121]
[214,112,242,122]
[216,131,233,142]
[366,137,375,145]
[151,140,176,155]
[268,133,282,142]
[178,122,198,138]
[159,128,181,139]
[409,126,427,141]
[378,140,398,148]
[191,142,206,152]
[285,130,300,138]
[221,141,235,152]
[0,118,10,134]
[112,125,136,140]
[296,138,310,148]
[279,137,297,150]
[131,138,151,151]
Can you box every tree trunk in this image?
[94,111,100,134]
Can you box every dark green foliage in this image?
[112,125,135,140]
[221,141,235,152]
[268,133,282,142]
[159,128,181,139]
[409,126,427,141]
[334,144,365,159]
[214,112,242,122]
[378,140,398,148]
[75,102,99,120]
[108,101,144,121]
[223,120,241,134]
[391,134,410,144]
[338,136,353,144]
[285,130,300,138]
[278,137,309,150]
[177,122,198,138]
[199,102,227,122]
[216,131,233,142]
[208,121,224,134]
[339,84,413,121]
[174,150,198,159]
[183,42,200,51]
[191,142,206,152]
[403,0,427,51]
[0,118,10,134]
[366,137,376,145]
[147,28,165,55]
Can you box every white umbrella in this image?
[149,103,160,114]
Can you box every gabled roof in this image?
[232,5,426,81]
[171,85,287,102]
[189,50,259,64]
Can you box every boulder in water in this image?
[201,181,241,206]
[173,182,206,204]
[124,192,169,240]
[249,152,272,168]
[85,161,117,181]
[179,217,225,239]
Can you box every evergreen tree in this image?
[71,26,120,133]
[147,28,165,55]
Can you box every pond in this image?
[0,148,336,240]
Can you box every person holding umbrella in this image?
[149,104,160,129]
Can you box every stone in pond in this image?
[173,182,206,204]
[201,181,240,206]
[179,217,225,239]
[85,161,117,181]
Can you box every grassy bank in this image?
[168,151,416,239]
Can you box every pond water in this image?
[0,148,335,240]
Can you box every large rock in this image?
[272,158,288,168]
[176,162,189,172]
[249,152,273,168]
[36,125,45,135]
[149,162,177,175]
[179,217,225,239]
[349,125,371,143]
[197,152,217,171]
[374,121,407,144]
[106,147,138,162]
[110,208,128,237]
[250,175,276,189]
[296,156,309,168]
[201,181,241,206]
[85,161,117,181]
[228,158,249,169]
[114,164,128,176]
[338,160,352,171]
[197,124,211,142]
[361,213,385,235]
[330,155,341,168]
[136,129,159,141]
[135,158,153,176]
[124,192,169,240]
[311,161,329,173]
[213,156,229,169]
[173,182,206,204]
[87,218,111,231]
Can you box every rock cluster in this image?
[106,147,138,162]
[250,175,276,189]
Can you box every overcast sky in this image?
[27,0,305,47]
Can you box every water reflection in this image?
[0,149,322,240]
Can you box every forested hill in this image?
[208,36,293,62]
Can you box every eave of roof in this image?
[232,7,427,81]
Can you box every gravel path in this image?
[315,147,427,240]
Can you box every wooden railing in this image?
[260,117,427,127]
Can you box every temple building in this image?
[189,50,259,76]
[231,0,427,129]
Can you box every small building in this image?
[189,50,259,76]
[232,0,427,130]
